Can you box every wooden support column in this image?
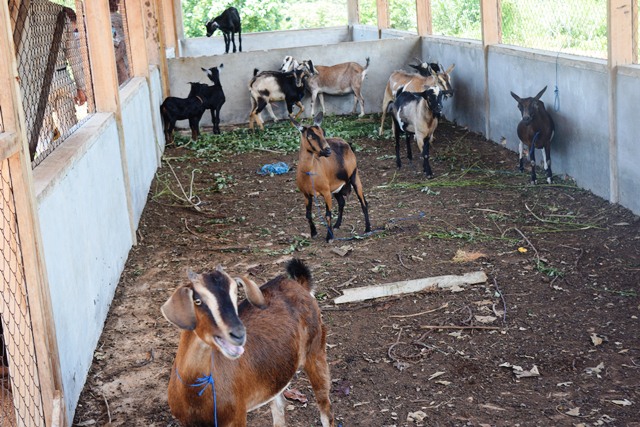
[376,0,389,37]
[1,2,65,426]
[173,0,184,57]
[160,0,177,56]
[607,0,634,204]
[85,0,136,243]
[347,0,360,26]
[480,0,501,138]
[155,0,171,98]
[124,0,149,78]
[416,0,432,36]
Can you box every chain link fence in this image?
[432,0,482,40]
[0,159,45,427]
[501,0,607,58]
[9,0,95,167]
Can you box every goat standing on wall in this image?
[292,112,371,242]
[510,86,555,184]
[162,259,335,427]
[205,7,242,53]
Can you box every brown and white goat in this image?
[162,259,334,427]
[248,66,311,131]
[390,85,451,178]
[292,112,371,241]
[510,86,555,184]
[379,62,455,136]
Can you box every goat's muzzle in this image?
[215,324,247,359]
[319,147,332,158]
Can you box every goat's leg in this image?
[334,193,345,229]
[269,393,286,427]
[319,93,326,115]
[231,32,237,53]
[393,120,402,169]
[322,193,334,242]
[305,195,317,238]
[420,136,434,178]
[379,87,392,136]
[310,91,318,117]
[303,338,335,427]
[353,88,365,117]
[238,28,242,52]
[223,33,230,53]
[406,133,413,164]
[542,145,552,184]
[350,172,372,233]
[518,141,525,172]
[293,101,305,120]
[188,116,200,141]
[529,145,537,184]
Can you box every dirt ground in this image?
[73,116,640,427]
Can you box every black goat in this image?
[160,65,225,144]
[200,64,226,134]
[390,86,451,178]
[510,86,555,184]
[205,7,242,54]
[248,67,310,131]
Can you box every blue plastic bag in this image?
[257,162,289,175]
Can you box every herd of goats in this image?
[157,8,556,427]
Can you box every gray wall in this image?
[33,71,164,424]
[168,26,640,216]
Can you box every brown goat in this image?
[162,259,334,426]
[292,112,371,242]
[510,86,555,184]
[305,58,370,117]
[379,63,455,136]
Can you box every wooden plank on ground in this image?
[334,271,488,304]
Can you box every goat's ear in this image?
[535,86,547,100]
[161,286,197,330]
[289,116,304,132]
[408,63,420,72]
[215,264,225,273]
[313,111,324,127]
[510,91,522,103]
[235,276,267,309]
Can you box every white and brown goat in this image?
[390,85,451,178]
[510,86,555,184]
[248,66,311,131]
[292,112,371,241]
[379,62,455,136]
[162,259,334,427]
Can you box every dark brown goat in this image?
[510,86,555,184]
[162,259,334,427]
[292,112,371,241]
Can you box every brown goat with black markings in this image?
[510,86,555,184]
[379,62,455,136]
[162,258,334,427]
[292,112,371,242]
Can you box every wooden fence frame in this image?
[0,0,168,425]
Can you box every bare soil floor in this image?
[73,116,640,427]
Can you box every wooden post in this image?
[416,0,432,36]
[160,0,177,56]
[480,0,501,138]
[173,0,184,57]
[347,0,360,26]
[607,0,634,204]
[155,0,171,98]
[124,0,149,78]
[1,1,65,426]
[376,0,389,37]
[84,0,137,244]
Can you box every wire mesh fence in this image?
[9,0,95,167]
[0,159,45,427]
[432,0,482,40]
[501,0,607,58]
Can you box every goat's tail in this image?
[364,57,370,70]
[287,258,313,292]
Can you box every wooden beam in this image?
[416,0,432,36]
[608,0,634,66]
[347,0,360,26]
[376,0,389,32]
[334,271,488,304]
[480,0,501,46]
[124,0,149,77]
[155,0,171,98]
[173,0,184,56]
[0,133,20,161]
[160,0,177,54]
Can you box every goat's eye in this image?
[194,298,202,306]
